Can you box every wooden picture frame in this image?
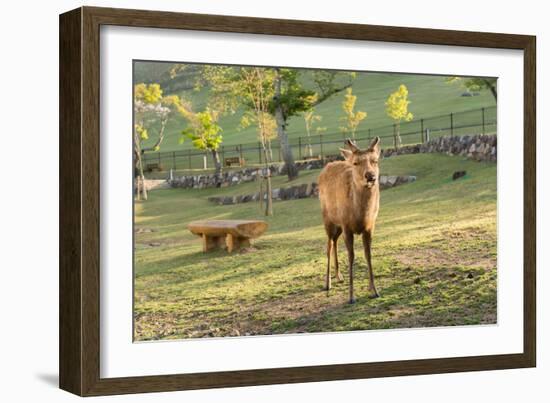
[59,6,536,396]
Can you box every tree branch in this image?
[484,79,497,101]
[313,82,352,106]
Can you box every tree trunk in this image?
[265,173,273,216]
[274,68,298,181]
[134,147,148,200]
[261,144,273,216]
[393,123,402,151]
[211,148,222,187]
[483,79,497,101]
[489,85,497,101]
[137,157,147,200]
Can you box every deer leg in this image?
[325,237,332,291]
[362,231,380,298]
[343,229,355,304]
[333,229,343,282]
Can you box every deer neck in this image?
[351,181,376,200]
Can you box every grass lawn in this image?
[134,153,497,341]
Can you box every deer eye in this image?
[371,160,378,164]
[353,162,359,166]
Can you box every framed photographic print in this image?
[59,6,536,396]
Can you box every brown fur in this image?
[318,137,381,303]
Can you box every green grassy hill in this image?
[136,62,496,154]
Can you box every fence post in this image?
[172,151,176,170]
[420,118,424,143]
[426,128,430,142]
[450,113,454,137]
[298,137,302,160]
[320,134,324,159]
[239,144,244,163]
[481,107,486,135]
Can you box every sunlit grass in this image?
[134,153,497,340]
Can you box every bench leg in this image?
[225,234,251,253]
[202,234,224,252]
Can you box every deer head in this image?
[340,137,381,189]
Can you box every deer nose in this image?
[365,172,377,182]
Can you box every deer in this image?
[318,137,381,304]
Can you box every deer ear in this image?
[367,137,381,154]
[339,148,353,160]
[344,138,359,152]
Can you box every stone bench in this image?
[187,220,268,253]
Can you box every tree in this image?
[199,66,279,213]
[270,69,354,180]
[180,108,224,184]
[238,68,278,216]
[303,109,325,158]
[202,65,354,181]
[385,84,414,149]
[445,76,497,101]
[133,83,176,200]
[339,88,367,139]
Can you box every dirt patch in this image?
[394,227,496,270]
[135,227,156,234]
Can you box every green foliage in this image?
[135,124,149,140]
[180,109,223,151]
[385,84,414,123]
[269,68,318,120]
[133,83,176,154]
[134,83,163,104]
[312,70,355,102]
[340,88,367,138]
[446,77,497,100]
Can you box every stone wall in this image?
[135,179,170,191]
[168,158,331,190]
[206,175,417,205]
[382,134,497,162]
[168,134,496,190]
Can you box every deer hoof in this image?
[349,298,356,304]
[324,284,331,291]
[368,291,380,299]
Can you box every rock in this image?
[452,171,467,180]
[135,227,154,234]
[221,196,234,205]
